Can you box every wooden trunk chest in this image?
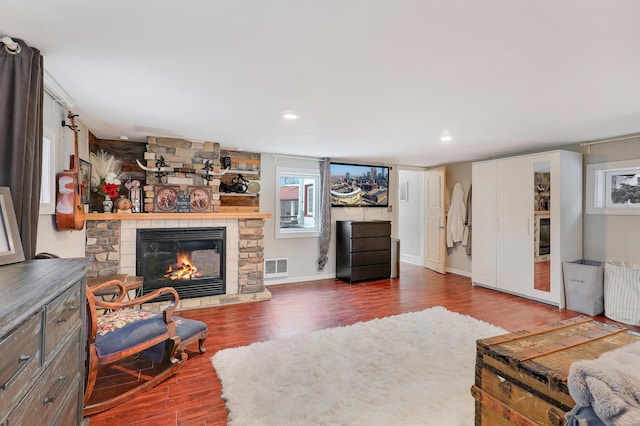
[471,316,640,425]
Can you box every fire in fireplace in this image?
[136,227,225,300]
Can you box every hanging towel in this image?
[462,185,472,256]
[446,182,466,248]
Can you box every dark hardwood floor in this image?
[87,263,634,426]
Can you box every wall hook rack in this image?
[61,112,80,132]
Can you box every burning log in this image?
[164,251,203,280]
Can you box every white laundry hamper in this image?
[604,261,640,326]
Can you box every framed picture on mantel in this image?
[154,186,179,213]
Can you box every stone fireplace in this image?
[85,215,270,310]
[85,136,268,309]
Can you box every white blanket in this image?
[568,341,640,425]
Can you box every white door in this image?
[471,161,497,287]
[497,156,534,295]
[424,166,446,274]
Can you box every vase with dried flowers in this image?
[89,150,126,213]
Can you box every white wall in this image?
[261,153,397,285]
[35,92,87,258]
[582,138,640,263]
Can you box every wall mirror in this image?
[533,162,550,292]
[0,187,25,266]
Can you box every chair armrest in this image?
[88,279,128,303]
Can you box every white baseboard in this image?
[445,267,471,277]
[400,254,423,266]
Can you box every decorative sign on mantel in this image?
[176,194,191,213]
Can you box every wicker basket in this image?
[604,261,640,326]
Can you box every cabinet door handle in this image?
[56,305,78,323]
[43,375,68,404]
[0,355,33,390]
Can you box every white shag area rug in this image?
[211,306,506,426]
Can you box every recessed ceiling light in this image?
[282,111,299,120]
[441,135,452,142]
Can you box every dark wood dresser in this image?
[336,220,391,283]
[0,258,88,425]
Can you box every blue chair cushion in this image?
[175,317,208,342]
[95,310,207,362]
[95,310,168,361]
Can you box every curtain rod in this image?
[580,133,640,147]
[1,36,20,54]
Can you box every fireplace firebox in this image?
[136,227,225,301]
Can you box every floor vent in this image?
[264,258,288,278]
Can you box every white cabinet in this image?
[471,161,497,287]
[472,150,582,307]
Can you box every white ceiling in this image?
[3,1,640,167]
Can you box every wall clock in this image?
[154,186,179,212]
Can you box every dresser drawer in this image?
[44,281,82,361]
[0,313,42,414]
[351,250,390,267]
[350,264,392,282]
[351,221,391,238]
[351,236,390,252]
[51,377,81,426]
[8,334,80,426]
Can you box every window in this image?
[276,167,320,238]
[586,159,640,215]
[304,184,314,217]
[39,129,56,214]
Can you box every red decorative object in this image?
[101,182,120,198]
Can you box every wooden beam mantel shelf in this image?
[86,212,271,221]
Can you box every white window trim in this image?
[586,158,640,215]
[39,127,56,215]
[276,167,321,239]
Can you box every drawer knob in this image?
[43,375,68,404]
[0,355,33,390]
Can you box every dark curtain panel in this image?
[317,158,332,270]
[0,38,44,259]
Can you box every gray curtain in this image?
[0,38,43,259]
[317,158,332,270]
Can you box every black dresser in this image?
[336,220,391,283]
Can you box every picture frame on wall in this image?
[79,158,92,205]
[0,187,25,266]
[189,186,212,212]
[154,185,179,212]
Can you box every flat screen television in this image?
[330,162,389,207]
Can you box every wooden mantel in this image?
[85,212,272,221]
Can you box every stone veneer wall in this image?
[238,219,265,293]
[85,218,266,297]
[143,137,222,212]
[86,220,121,277]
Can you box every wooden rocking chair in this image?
[84,279,208,416]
